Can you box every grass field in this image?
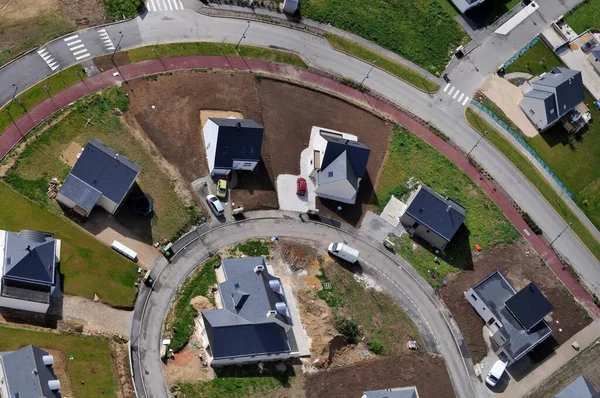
[299,0,468,74]
[324,34,440,93]
[0,182,137,306]
[565,0,600,33]
[3,87,195,242]
[0,326,120,397]
[505,40,563,75]
[466,109,600,263]
[127,43,308,69]
[0,65,87,136]
[318,259,424,353]
[377,126,520,287]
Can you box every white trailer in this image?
[111,240,138,261]
[328,243,359,263]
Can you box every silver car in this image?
[206,194,224,217]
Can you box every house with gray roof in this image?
[450,0,486,13]
[465,270,553,364]
[588,48,600,77]
[308,126,370,204]
[199,257,301,366]
[56,138,141,217]
[0,230,61,314]
[0,345,61,397]
[399,184,466,251]
[555,375,599,398]
[203,118,264,176]
[362,386,419,398]
[519,67,585,132]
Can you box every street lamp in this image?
[43,83,56,108]
[7,84,23,137]
[110,31,133,93]
[467,130,488,157]
[236,21,250,51]
[549,222,572,247]
[152,47,165,70]
[358,60,377,90]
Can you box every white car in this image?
[485,360,507,387]
[206,194,224,217]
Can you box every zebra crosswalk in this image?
[64,34,91,61]
[443,83,470,106]
[146,0,185,12]
[98,28,115,51]
[37,48,60,71]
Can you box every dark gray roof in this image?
[506,283,553,332]
[63,138,141,205]
[210,118,263,169]
[0,345,60,398]
[4,230,56,285]
[471,270,552,361]
[592,48,600,61]
[405,184,466,242]
[555,375,598,398]
[202,257,293,360]
[363,387,419,398]
[317,151,358,190]
[525,89,554,100]
[59,174,103,212]
[320,136,370,179]
[535,67,584,116]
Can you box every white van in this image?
[485,360,507,387]
[328,243,359,263]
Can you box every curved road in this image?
[131,212,482,398]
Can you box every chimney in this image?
[43,355,54,367]
[254,264,265,273]
[26,245,31,252]
[446,205,452,213]
[48,380,61,391]
[236,121,242,129]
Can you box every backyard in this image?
[0,182,137,307]
[565,0,600,34]
[377,126,520,287]
[299,0,468,74]
[0,325,121,397]
[505,40,563,76]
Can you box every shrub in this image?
[317,289,343,307]
[334,315,362,344]
[522,212,542,235]
[104,0,142,20]
[234,240,269,257]
[367,338,386,354]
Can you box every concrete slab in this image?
[191,175,231,222]
[276,174,314,213]
[558,36,600,100]
[359,211,395,243]
[380,195,406,227]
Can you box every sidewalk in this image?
[498,321,600,398]
[1,55,599,320]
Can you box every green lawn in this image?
[318,259,424,353]
[0,326,120,397]
[505,40,563,75]
[466,109,600,263]
[127,43,308,69]
[377,126,520,288]
[565,0,600,33]
[324,33,440,93]
[0,65,87,136]
[3,87,195,242]
[0,182,137,306]
[103,0,143,20]
[231,239,271,257]
[299,0,468,74]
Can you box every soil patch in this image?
[438,242,592,365]
[306,353,453,398]
[199,110,244,129]
[44,348,75,398]
[257,79,393,226]
[163,330,214,386]
[57,0,108,27]
[60,141,83,167]
[111,342,136,398]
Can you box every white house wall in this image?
[0,230,6,278]
[55,192,80,212]
[0,293,50,313]
[203,120,219,172]
[97,196,118,215]
[210,351,298,367]
[232,160,258,171]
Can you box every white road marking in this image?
[37,48,60,71]
[66,39,82,47]
[447,86,455,96]
[75,53,91,60]
[63,35,79,42]
[457,93,464,102]
[453,90,460,99]
[179,0,184,8]
[443,83,450,92]
[148,0,156,11]
[70,44,85,51]
[462,96,470,106]
[98,28,116,51]
[167,0,174,10]
[162,0,168,11]
[72,49,88,56]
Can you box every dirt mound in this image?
[297,289,336,362]
[190,296,213,312]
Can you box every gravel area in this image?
[62,295,133,338]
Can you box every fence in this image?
[502,36,540,70]
[471,99,575,199]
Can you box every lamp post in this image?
[7,84,23,136]
[467,130,488,157]
[152,47,165,70]
[550,222,572,247]
[43,83,56,108]
[236,21,250,51]
[111,31,131,91]
[358,60,377,90]
[12,84,32,122]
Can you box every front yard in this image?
[376,126,520,287]
[565,0,600,33]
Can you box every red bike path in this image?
[2,55,599,319]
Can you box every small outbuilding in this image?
[56,138,141,217]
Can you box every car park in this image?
[206,194,225,217]
[581,39,597,53]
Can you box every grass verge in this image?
[377,126,520,287]
[299,0,467,73]
[103,0,143,20]
[324,33,440,93]
[505,40,563,76]
[0,326,120,397]
[169,257,219,352]
[565,0,600,34]
[318,260,424,354]
[0,65,86,136]
[232,239,270,257]
[0,182,137,306]
[466,109,600,262]
[127,43,308,69]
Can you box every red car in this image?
[296,177,307,196]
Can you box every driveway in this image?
[131,210,482,398]
[557,33,600,99]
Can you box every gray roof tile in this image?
[210,118,263,170]
[4,231,56,285]
[0,345,60,398]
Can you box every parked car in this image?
[216,179,228,198]
[485,360,508,387]
[581,39,597,53]
[206,194,224,217]
[328,243,359,263]
[296,177,307,196]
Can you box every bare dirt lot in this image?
[438,241,592,365]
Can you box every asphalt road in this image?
[131,211,483,398]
